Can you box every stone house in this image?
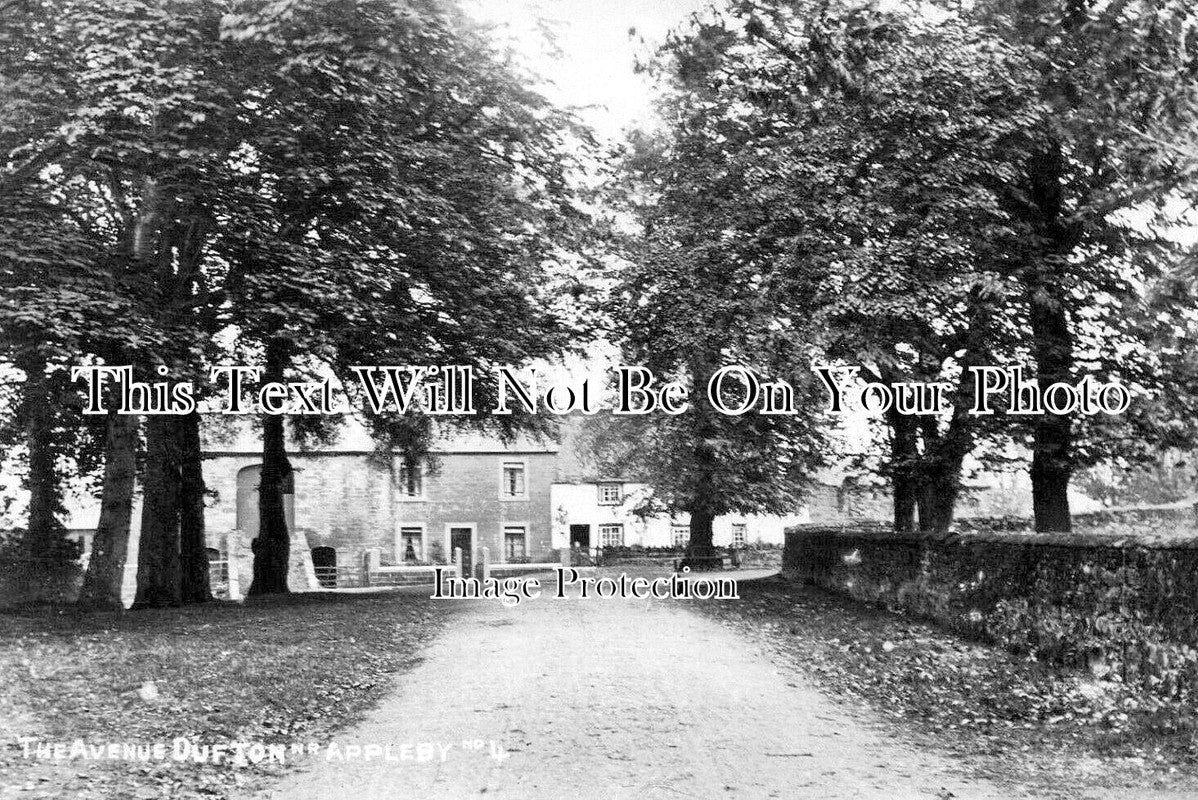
[197,421,560,595]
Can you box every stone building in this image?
[198,421,560,595]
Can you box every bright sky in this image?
[468,0,713,141]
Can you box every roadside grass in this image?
[0,591,448,800]
[693,575,1198,798]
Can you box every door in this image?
[449,527,473,577]
[569,524,590,549]
[311,546,337,588]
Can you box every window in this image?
[400,526,423,563]
[731,523,747,547]
[398,460,423,499]
[504,525,528,561]
[599,523,624,547]
[501,461,527,499]
[597,482,622,505]
[671,524,689,546]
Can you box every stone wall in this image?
[784,525,1198,699]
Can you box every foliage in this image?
[619,0,1198,531]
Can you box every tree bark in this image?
[682,358,722,571]
[916,460,963,534]
[1023,142,1076,533]
[77,409,138,610]
[683,506,718,569]
[178,411,211,604]
[17,350,67,559]
[1029,293,1074,532]
[132,415,183,608]
[887,410,919,532]
[248,341,293,596]
[78,177,161,611]
[913,342,983,535]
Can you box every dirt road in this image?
[248,572,1035,800]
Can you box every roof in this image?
[200,416,559,455]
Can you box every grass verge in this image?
[0,591,447,799]
[693,574,1198,799]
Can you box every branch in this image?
[0,140,68,198]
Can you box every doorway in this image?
[311,546,337,588]
[449,527,473,578]
[569,524,591,549]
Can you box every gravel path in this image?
[248,573,1031,800]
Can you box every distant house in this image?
[549,480,808,551]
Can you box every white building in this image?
[549,480,808,552]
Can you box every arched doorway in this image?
[311,546,337,588]
[235,464,296,539]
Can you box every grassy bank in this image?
[694,575,1198,798]
[0,592,447,799]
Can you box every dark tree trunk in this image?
[248,342,293,596]
[916,462,962,534]
[887,410,918,532]
[132,415,182,608]
[77,410,138,611]
[1025,302,1073,534]
[17,351,67,559]
[178,412,211,604]
[1028,276,1074,531]
[913,346,981,535]
[1023,143,1076,533]
[80,178,161,611]
[683,506,718,570]
[681,357,722,571]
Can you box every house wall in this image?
[550,482,808,549]
[203,450,559,571]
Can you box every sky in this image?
[467,0,713,142]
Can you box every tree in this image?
[617,5,1037,535]
[963,0,1198,530]
[624,0,1198,535]
[212,0,594,593]
[604,44,831,566]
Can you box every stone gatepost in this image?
[363,548,381,587]
[480,546,490,582]
[453,547,463,579]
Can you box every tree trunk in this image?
[78,178,161,612]
[77,410,138,611]
[1025,297,1073,526]
[683,506,718,570]
[887,410,918,532]
[248,342,293,596]
[913,348,981,535]
[17,350,67,559]
[1028,275,1074,532]
[916,461,962,534]
[132,415,182,608]
[1024,143,1076,533]
[178,412,211,604]
[682,357,722,571]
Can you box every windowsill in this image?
[499,495,529,502]
[397,496,427,502]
